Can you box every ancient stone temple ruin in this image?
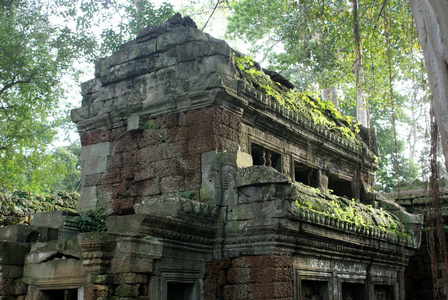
[0,14,423,300]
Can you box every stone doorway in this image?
[160,271,201,300]
[301,279,330,300]
[39,289,78,300]
[374,285,393,300]
[166,282,195,300]
[342,282,365,300]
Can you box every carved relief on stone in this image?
[78,233,115,275]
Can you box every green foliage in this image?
[233,55,263,76]
[371,96,421,192]
[0,0,94,193]
[294,188,402,235]
[0,190,78,226]
[0,0,174,193]
[233,52,360,143]
[50,143,82,192]
[227,0,421,99]
[375,134,419,192]
[76,207,107,232]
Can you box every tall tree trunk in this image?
[131,0,144,12]
[354,63,370,128]
[410,0,448,172]
[352,0,370,128]
[322,87,338,108]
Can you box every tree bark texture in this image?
[322,87,338,108]
[410,0,448,171]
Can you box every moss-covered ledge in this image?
[233,54,354,132]
[292,181,422,248]
[233,165,421,248]
[233,53,372,147]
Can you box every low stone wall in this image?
[0,191,78,226]
[387,178,448,213]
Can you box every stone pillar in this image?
[317,169,329,192]
[78,142,111,214]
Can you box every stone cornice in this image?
[223,217,415,267]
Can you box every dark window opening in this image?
[374,285,393,300]
[294,162,318,187]
[167,282,195,300]
[251,143,281,172]
[41,289,77,300]
[301,279,329,300]
[342,282,364,300]
[327,174,353,199]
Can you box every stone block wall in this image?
[405,234,435,300]
[204,255,294,300]
[80,106,241,215]
[82,272,149,300]
[72,12,380,215]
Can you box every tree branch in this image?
[373,0,388,32]
[0,99,9,119]
[202,0,220,31]
[0,77,34,97]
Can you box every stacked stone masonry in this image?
[80,107,240,215]
[0,13,424,300]
[204,255,294,300]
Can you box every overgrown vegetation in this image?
[293,182,403,236]
[0,0,91,194]
[234,54,361,143]
[226,0,432,191]
[0,0,439,195]
[76,207,107,232]
[0,190,78,226]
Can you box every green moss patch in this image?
[233,53,360,143]
[0,190,78,226]
[293,182,403,236]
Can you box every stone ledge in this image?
[236,166,289,187]
[133,197,218,219]
[0,225,58,243]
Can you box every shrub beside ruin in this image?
[0,190,78,226]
